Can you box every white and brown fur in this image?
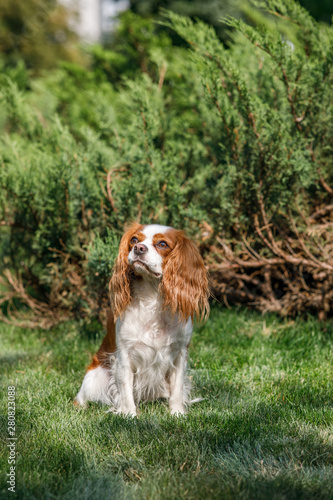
[74,223,209,416]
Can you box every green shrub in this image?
[0,0,332,326]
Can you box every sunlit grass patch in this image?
[0,306,333,499]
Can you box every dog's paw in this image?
[170,407,186,416]
[108,407,137,418]
[73,397,87,409]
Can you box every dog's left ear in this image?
[161,231,210,322]
[109,223,143,319]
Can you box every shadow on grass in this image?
[4,468,123,500]
[1,419,123,500]
[93,398,333,465]
[213,438,333,500]
[77,319,104,341]
[1,396,332,500]
[0,353,34,371]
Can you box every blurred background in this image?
[0,0,332,73]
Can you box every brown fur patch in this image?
[109,223,144,319]
[86,309,117,370]
[160,229,210,322]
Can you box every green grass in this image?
[1,306,333,499]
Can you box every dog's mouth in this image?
[132,260,162,278]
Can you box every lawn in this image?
[0,306,333,499]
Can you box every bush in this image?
[164,1,333,317]
[0,0,332,327]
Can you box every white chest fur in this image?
[113,279,192,412]
[117,280,191,349]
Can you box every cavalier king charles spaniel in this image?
[75,223,209,416]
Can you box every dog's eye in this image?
[130,237,139,244]
[156,241,168,249]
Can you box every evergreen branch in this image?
[201,50,264,152]
[106,166,120,214]
[205,84,239,163]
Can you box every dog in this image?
[75,223,209,416]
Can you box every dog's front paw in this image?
[117,406,137,418]
[170,406,186,416]
[73,396,87,409]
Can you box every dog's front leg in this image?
[116,352,137,416]
[169,350,187,415]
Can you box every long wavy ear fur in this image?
[109,223,143,319]
[161,230,210,322]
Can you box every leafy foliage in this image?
[128,0,243,44]
[0,0,332,325]
[128,0,333,26]
[99,10,173,83]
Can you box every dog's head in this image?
[110,223,210,321]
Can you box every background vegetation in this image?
[0,0,332,327]
[0,0,84,72]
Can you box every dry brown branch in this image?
[207,205,333,319]
[317,169,333,196]
[158,62,167,91]
[106,166,119,213]
[289,215,324,267]
[309,204,333,220]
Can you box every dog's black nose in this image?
[134,243,148,255]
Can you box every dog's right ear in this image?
[109,223,143,319]
[161,230,210,322]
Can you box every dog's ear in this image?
[161,231,210,322]
[109,223,143,319]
